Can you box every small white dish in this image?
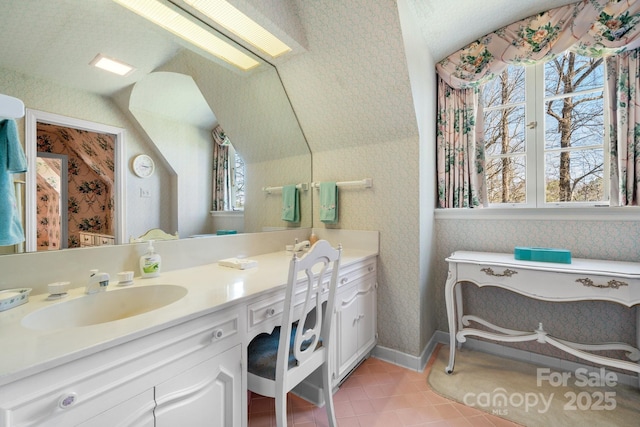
[0,288,32,312]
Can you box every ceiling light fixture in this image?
[112,0,259,71]
[183,0,291,58]
[90,54,135,76]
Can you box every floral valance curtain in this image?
[436,0,640,207]
[437,0,640,89]
[212,124,230,211]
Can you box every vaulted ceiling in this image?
[0,0,581,151]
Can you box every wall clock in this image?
[132,154,155,178]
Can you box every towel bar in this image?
[262,183,309,194]
[311,178,372,189]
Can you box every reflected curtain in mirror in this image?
[212,124,230,211]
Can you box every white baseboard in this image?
[412,331,639,387]
[372,331,444,372]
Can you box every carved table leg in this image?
[444,266,458,374]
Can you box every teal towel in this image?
[319,182,338,224]
[281,185,299,222]
[0,119,27,246]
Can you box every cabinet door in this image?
[155,344,242,427]
[335,275,377,384]
[336,285,360,379]
[356,278,377,356]
[76,389,155,427]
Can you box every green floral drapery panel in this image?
[607,49,640,206]
[436,78,486,208]
[211,124,230,211]
[436,0,640,207]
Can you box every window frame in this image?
[483,54,609,209]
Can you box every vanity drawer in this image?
[247,288,321,333]
[246,258,377,337]
[79,232,94,246]
[457,262,640,305]
[337,259,376,289]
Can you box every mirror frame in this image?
[24,109,126,251]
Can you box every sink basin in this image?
[22,285,187,330]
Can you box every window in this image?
[228,144,245,210]
[481,52,606,207]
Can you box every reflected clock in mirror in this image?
[132,154,155,178]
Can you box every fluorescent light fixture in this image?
[112,0,260,71]
[184,0,291,58]
[90,54,135,76]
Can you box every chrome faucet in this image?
[86,269,110,294]
[293,239,311,252]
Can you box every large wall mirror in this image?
[0,0,311,255]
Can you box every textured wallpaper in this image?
[312,138,422,355]
[275,0,425,355]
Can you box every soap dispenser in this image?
[139,240,161,278]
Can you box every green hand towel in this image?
[281,185,299,222]
[319,182,338,224]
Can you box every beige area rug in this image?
[428,346,640,427]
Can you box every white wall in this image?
[397,0,439,354]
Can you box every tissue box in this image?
[216,230,237,235]
[514,247,571,264]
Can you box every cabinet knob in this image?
[58,392,78,409]
[266,307,276,317]
[368,266,374,272]
[212,329,224,340]
[340,277,348,285]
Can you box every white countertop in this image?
[0,248,377,387]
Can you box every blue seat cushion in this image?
[247,324,320,380]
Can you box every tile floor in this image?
[247,346,521,426]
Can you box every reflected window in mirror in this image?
[229,144,245,211]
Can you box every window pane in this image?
[481,66,525,107]
[486,155,526,204]
[545,92,604,149]
[484,106,526,155]
[544,149,604,202]
[234,154,245,209]
[544,53,604,97]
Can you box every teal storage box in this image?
[216,230,238,235]
[514,247,571,264]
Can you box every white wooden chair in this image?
[129,228,179,243]
[247,240,342,427]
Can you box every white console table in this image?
[444,251,640,378]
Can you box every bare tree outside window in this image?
[482,66,526,204]
[545,53,604,202]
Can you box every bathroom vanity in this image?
[0,247,377,427]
